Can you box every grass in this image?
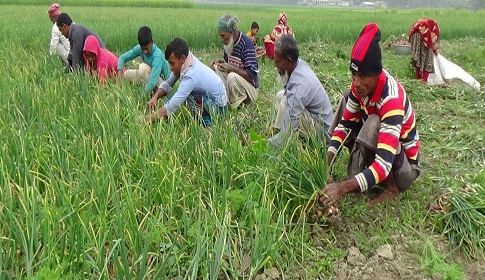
[0,0,194,8]
[0,2,484,279]
[420,239,464,280]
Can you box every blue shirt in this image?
[117,44,171,95]
[223,32,259,88]
[270,59,334,146]
[282,59,333,131]
[161,56,227,114]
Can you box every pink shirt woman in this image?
[83,35,118,84]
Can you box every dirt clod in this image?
[347,246,366,266]
[376,244,394,260]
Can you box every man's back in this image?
[69,23,105,70]
[286,59,333,129]
[163,55,227,114]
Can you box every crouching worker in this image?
[117,26,171,97]
[47,3,70,66]
[56,13,105,72]
[319,23,421,208]
[269,35,333,148]
[83,35,119,85]
[211,14,259,109]
[145,38,227,126]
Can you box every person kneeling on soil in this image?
[117,26,171,98]
[83,35,118,85]
[211,14,259,109]
[144,38,227,126]
[268,34,333,148]
[319,23,421,208]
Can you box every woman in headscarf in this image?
[408,18,480,90]
[263,12,294,60]
[48,3,70,65]
[408,18,439,82]
[83,35,119,85]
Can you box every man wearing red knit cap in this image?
[319,23,421,209]
[48,3,70,65]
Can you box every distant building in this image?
[360,1,376,7]
[305,0,354,6]
[374,1,388,8]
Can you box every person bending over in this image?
[319,23,421,209]
[145,38,227,127]
[56,13,105,72]
[269,35,333,148]
[117,26,171,97]
[83,35,118,85]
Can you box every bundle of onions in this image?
[433,181,485,259]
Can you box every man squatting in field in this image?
[211,14,259,109]
[47,3,70,66]
[56,13,105,72]
[117,26,171,97]
[145,38,227,126]
[83,35,119,85]
[269,34,334,148]
[319,23,421,208]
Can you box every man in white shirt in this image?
[48,3,70,65]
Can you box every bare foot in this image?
[368,188,399,207]
[368,172,399,207]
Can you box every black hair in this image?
[275,34,299,62]
[164,38,189,60]
[251,22,259,30]
[56,13,73,27]
[138,26,153,47]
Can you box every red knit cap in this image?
[48,3,61,17]
[350,23,382,76]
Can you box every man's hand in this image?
[318,183,344,208]
[211,59,223,70]
[147,96,158,113]
[318,178,359,208]
[217,62,235,73]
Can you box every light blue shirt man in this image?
[160,55,227,124]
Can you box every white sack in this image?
[427,53,480,91]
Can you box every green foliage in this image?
[315,248,344,276]
[419,239,464,280]
[0,2,484,279]
[435,173,485,259]
[0,0,194,8]
[249,128,268,155]
[268,134,328,201]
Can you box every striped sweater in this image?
[328,70,420,192]
[223,32,259,88]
